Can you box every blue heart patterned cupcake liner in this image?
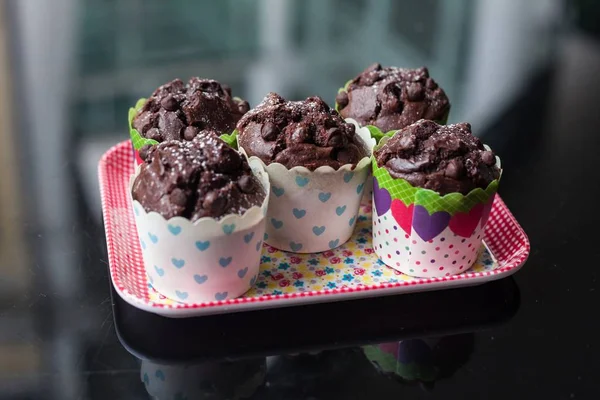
[239,120,376,253]
[129,158,271,304]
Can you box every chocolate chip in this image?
[202,191,227,216]
[326,128,344,147]
[445,159,465,179]
[214,147,242,173]
[161,95,179,111]
[199,80,220,93]
[237,175,255,193]
[395,132,415,150]
[344,123,356,134]
[365,63,382,73]
[184,126,199,141]
[481,151,496,166]
[238,100,250,114]
[406,82,425,101]
[415,67,429,79]
[139,144,153,161]
[134,111,158,134]
[170,188,187,207]
[142,98,161,113]
[388,157,429,173]
[384,86,404,112]
[426,78,438,90]
[261,122,279,141]
[336,91,349,108]
[290,126,308,144]
[146,128,162,141]
[158,111,185,141]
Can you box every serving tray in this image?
[99,141,529,318]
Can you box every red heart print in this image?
[391,200,414,234]
[480,194,495,228]
[449,203,484,238]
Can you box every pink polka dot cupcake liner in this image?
[371,141,501,278]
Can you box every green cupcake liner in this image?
[128,98,159,151]
[220,130,239,149]
[363,346,437,382]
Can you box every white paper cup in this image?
[240,119,375,253]
[130,158,270,303]
[141,359,266,400]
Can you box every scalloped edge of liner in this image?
[372,162,500,212]
[128,157,271,229]
[237,119,376,175]
[372,134,503,208]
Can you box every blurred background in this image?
[0,0,599,398]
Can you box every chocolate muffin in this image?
[337,64,450,133]
[374,119,500,195]
[237,93,367,170]
[132,77,249,143]
[132,131,265,221]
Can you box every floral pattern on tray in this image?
[147,203,496,304]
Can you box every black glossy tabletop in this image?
[2,36,600,400]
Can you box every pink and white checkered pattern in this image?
[98,141,530,317]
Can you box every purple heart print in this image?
[412,205,451,241]
[373,177,392,216]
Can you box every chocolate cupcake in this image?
[371,119,500,278]
[336,64,450,139]
[132,132,265,221]
[236,93,376,253]
[130,132,270,303]
[373,120,499,195]
[363,336,474,387]
[237,93,367,170]
[129,77,249,165]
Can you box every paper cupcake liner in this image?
[128,98,239,166]
[335,81,449,143]
[363,340,439,382]
[130,158,270,303]
[237,121,376,253]
[372,137,501,278]
[128,98,158,166]
[141,359,266,400]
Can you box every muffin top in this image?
[132,131,265,221]
[337,64,450,133]
[374,119,500,195]
[132,77,250,142]
[237,93,367,170]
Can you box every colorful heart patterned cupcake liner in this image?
[238,120,376,253]
[363,340,438,382]
[129,158,271,304]
[371,137,501,278]
[334,81,449,143]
